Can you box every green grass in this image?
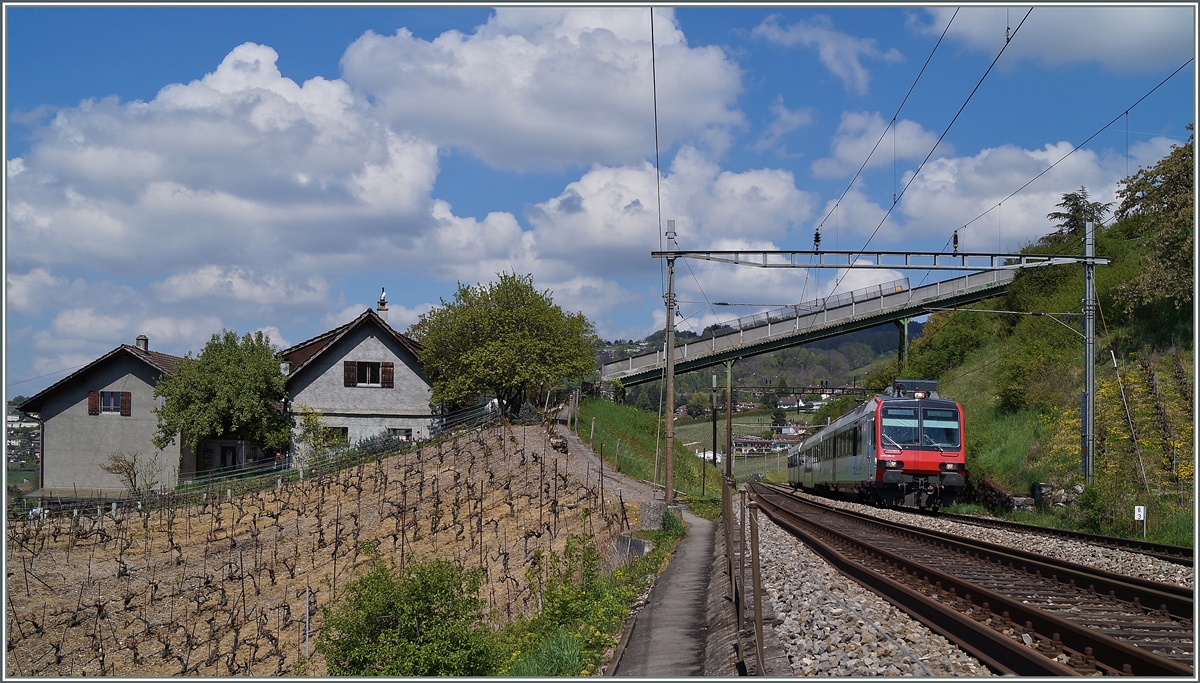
[574,399,722,497]
[682,494,722,520]
[938,345,1051,491]
[575,400,790,495]
[7,461,38,483]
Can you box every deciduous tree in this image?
[685,391,711,417]
[408,272,599,416]
[1113,126,1194,313]
[152,329,292,457]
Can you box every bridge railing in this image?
[604,270,1014,379]
[725,278,909,332]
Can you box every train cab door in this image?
[864,415,876,473]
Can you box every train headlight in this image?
[912,391,927,399]
[881,460,904,469]
[939,462,963,471]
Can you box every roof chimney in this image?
[135,335,149,351]
[377,288,388,323]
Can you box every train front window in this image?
[880,407,919,446]
[922,408,961,448]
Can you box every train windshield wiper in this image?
[922,434,945,453]
[882,432,905,450]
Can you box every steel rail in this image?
[748,489,1079,676]
[916,508,1194,567]
[750,484,1195,677]
[766,487,1193,617]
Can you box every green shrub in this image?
[316,557,501,676]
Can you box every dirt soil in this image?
[5,419,651,676]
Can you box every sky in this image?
[4,3,1196,398]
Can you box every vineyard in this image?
[5,418,636,676]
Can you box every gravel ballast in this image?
[756,517,995,676]
[750,490,1192,676]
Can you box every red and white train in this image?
[788,379,966,509]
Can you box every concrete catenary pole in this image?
[725,360,734,479]
[664,253,677,506]
[1083,221,1096,482]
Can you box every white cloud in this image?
[137,315,225,350]
[154,266,329,307]
[913,7,1194,72]
[48,308,128,342]
[7,156,25,178]
[320,304,371,330]
[542,275,641,327]
[255,325,292,350]
[340,7,743,170]
[812,111,947,178]
[6,268,68,315]
[526,147,817,278]
[753,14,902,95]
[5,42,442,277]
[753,95,814,154]
[897,141,1124,249]
[814,183,907,247]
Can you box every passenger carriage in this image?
[788,380,966,509]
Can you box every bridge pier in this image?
[895,317,911,371]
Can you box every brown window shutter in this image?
[344,361,358,387]
[120,392,132,416]
[381,362,394,388]
[88,391,100,415]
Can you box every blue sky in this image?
[5,4,1195,397]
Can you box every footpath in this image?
[552,420,790,676]
[611,508,715,676]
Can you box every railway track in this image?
[748,483,1194,676]
[909,508,1194,567]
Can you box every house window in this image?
[89,390,131,416]
[389,428,413,441]
[324,427,349,444]
[343,361,395,388]
[357,362,381,385]
[100,391,122,412]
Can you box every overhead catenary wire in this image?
[952,57,1194,248]
[816,8,1032,315]
[650,8,665,298]
[813,8,960,236]
[847,8,1034,265]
